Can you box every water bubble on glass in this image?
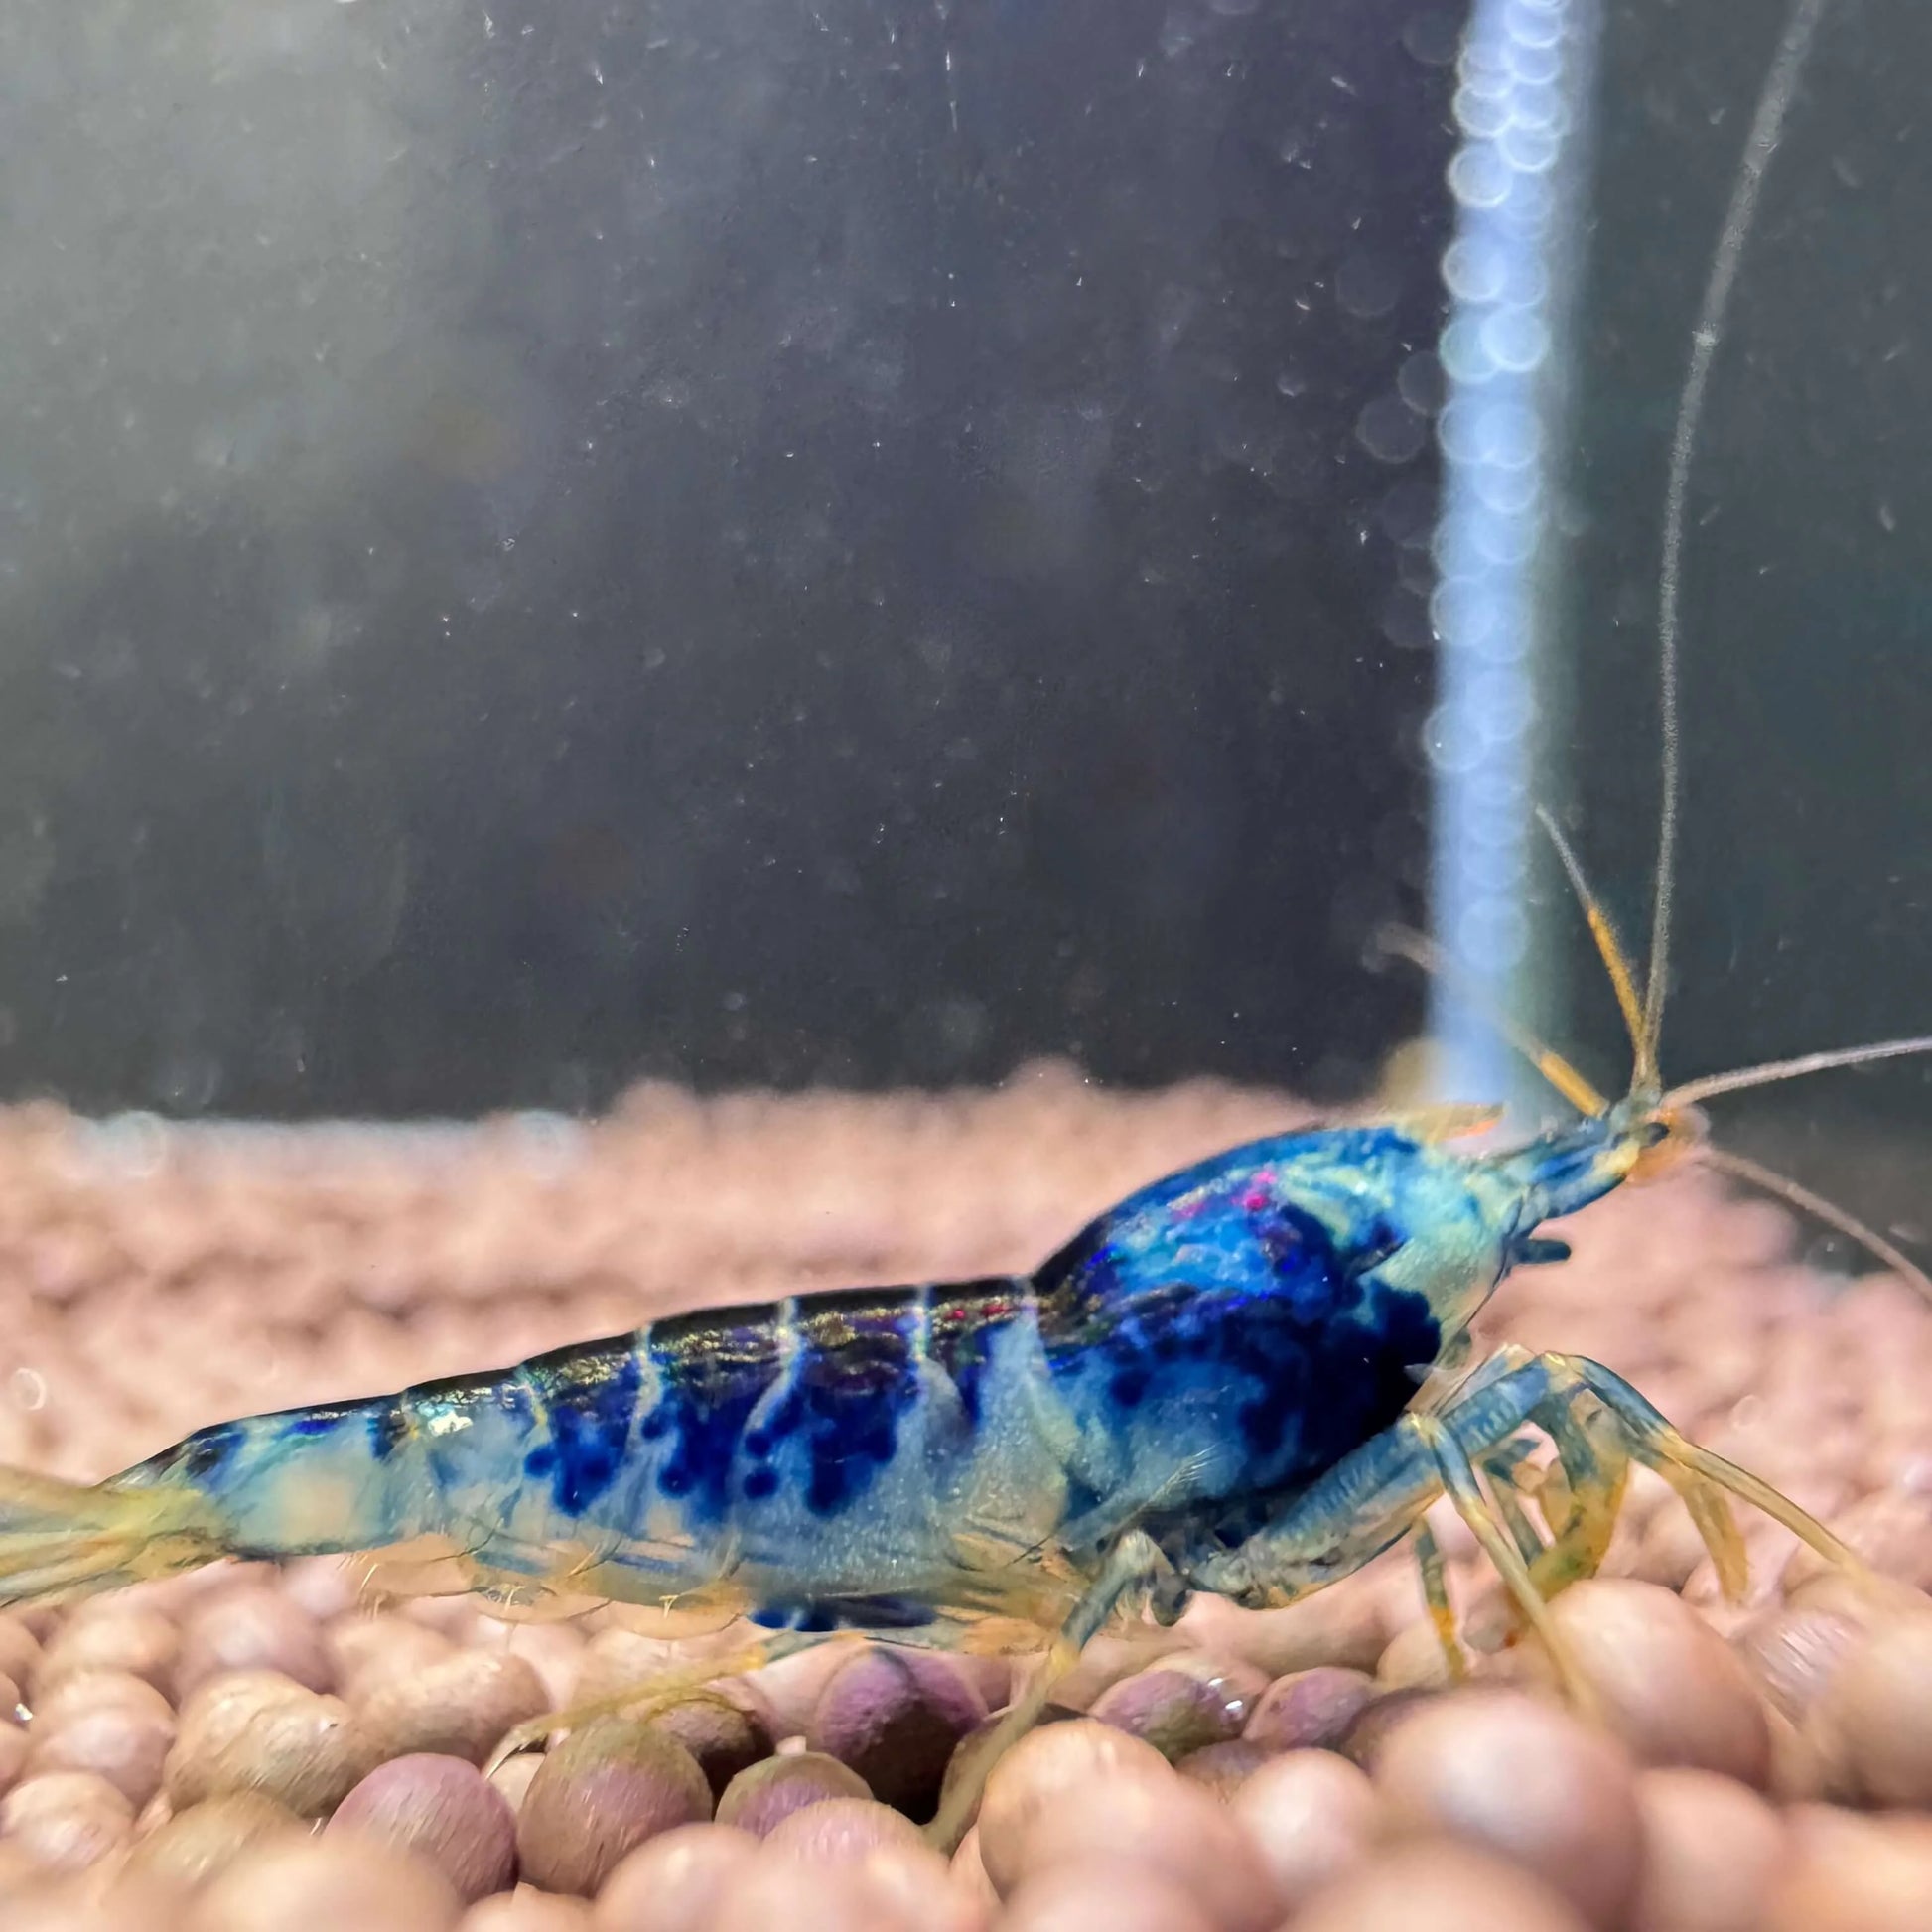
[1355,394,1427,466]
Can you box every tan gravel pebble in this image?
[31,1668,175,1730]
[973,1720,1172,1894]
[1809,1606,1932,1807]
[569,1631,686,1711]
[164,1683,371,1817]
[329,1753,518,1903]
[1374,1689,1642,1929]
[1524,1582,1773,1786]
[0,1768,136,1873]
[712,1750,871,1838]
[1627,1767,1785,1932]
[354,1651,550,1768]
[463,1889,595,1932]
[0,1621,44,1694]
[592,1823,759,1932]
[162,1672,314,1807]
[469,1626,588,1713]
[1291,1837,1591,1932]
[0,1838,46,1896]
[328,1618,458,1698]
[949,1826,1000,1917]
[186,1834,463,1932]
[1002,1763,1282,1932]
[281,1559,364,1625]
[759,1795,926,1862]
[705,1853,921,1932]
[5,1871,188,1932]
[1229,1748,1378,1907]
[124,1791,308,1892]
[177,1588,335,1700]
[1766,1808,1932,1930]
[26,1697,175,1808]
[0,1725,29,1798]
[997,1858,1216,1932]
[1731,1601,1865,1722]
[843,1839,989,1932]
[515,1717,712,1897]
[33,1610,180,1702]
[1184,1578,1392,1678]
[1375,1614,1458,1691]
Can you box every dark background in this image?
[1545,0,1932,1245]
[0,0,1455,1117]
[3,0,1926,1168]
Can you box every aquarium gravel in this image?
[0,1071,1929,1927]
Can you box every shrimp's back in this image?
[114,1275,1089,1629]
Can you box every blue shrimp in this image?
[0,1053,1912,1819]
[0,1101,1688,1640]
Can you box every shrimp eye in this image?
[1629,1104,1708,1183]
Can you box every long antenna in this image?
[1699,1144,1932,1307]
[1378,925,1612,1118]
[1643,0,1835,1070]
[1536,807,1650,1090]
[1665,1035,1932,1111]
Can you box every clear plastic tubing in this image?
[1427,0,1602,1113]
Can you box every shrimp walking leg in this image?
[1410,1521,1467,1681]
[924,1529,1171,1854]
[1561,1352,1857,1578]
[1188,1346,1857,1700]
[484,1628,836,1773]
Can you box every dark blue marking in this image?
[288,1412,346,1439]
[750,1594,934,1632]
[181,1421,243,1482]
[926,1278,1026,1427]
[523,1342,643,1516]
[761,1387,806,1444]
[367,1404,405,1462]
[793,1294,923,1519]
[743,1467,778,1501]
[641,1308,784,1527]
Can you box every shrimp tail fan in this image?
[0,1464,227,1611]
